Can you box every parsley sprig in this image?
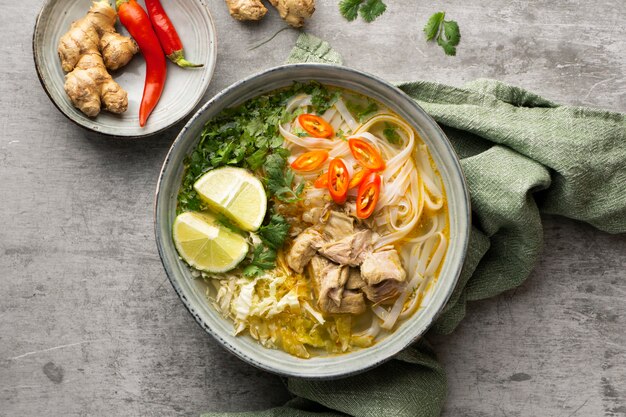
[339,0,387,23]
[424,12,461,56]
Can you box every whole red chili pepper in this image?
[116,0,167,127]
[145,0,203,68]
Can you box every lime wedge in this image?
[193,167,267,231]
[173,211,248,273]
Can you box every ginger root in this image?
[268,0,315,28]
[224,0,314,27]
[58,0,138,117]
[225,0,268,21]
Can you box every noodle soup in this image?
[175,82,448,358]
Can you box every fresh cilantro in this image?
[359,0,386,22]
[264,153,304,203]
[243,245,277,277]
[310,88,340,114]
[258,214,291,250]
[336,129,348,141]
[244,212,291,277]
[293,127,309,137]
[383,122,401,145]
[339,0,386,22]
[339,0,361,21]
[424,12,461,56]
[177,82,333,213]
[346,100,379,122]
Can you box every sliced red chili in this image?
[314,171,328,188]
[356,173,381,219]
[348,169,371,189]
[290,150,329,172]
[349,138,386,171]
[298,114,334,139]
[327,159,349,204]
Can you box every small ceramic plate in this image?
[33,0,217,137]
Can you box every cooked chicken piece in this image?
[302,207,325,224]
[322,290,366,315]
[329,266,350,305]
[287,228,323,273]
[322,210,354,240]
[308,256,344,305]
[360,250,407,304]
[360,249,406,285]
[308,256,363,314]
[362,279,405,304]
[346,268,365,290]
[319,229,372,266]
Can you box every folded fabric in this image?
[202,33,626,417]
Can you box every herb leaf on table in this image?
[339,0,387,23]
[424,11,461,56]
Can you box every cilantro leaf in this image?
[383,123,401,145]
[423,12,461,56]
[258,214,290,250]
[177,82,322,213]
[245,147,268,170]
[437,37,457,56]
[339,0,386,23]
[243,245,277,277]
[443,20,461,46]
[423,12,444,40]
[339,0,363,21]
[359,0,386,23]
[346,100,379,122]
[264,153,303,203]
[310,88,340,114]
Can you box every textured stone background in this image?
[1,0,625,416]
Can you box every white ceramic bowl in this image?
[33,0,216,137]
[155,64,470,378]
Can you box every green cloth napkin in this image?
[202,34,626,417]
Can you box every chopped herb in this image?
[177,82,334,213]
[424,12,461,56]
[310,88,340,114]
[339,0,387,23]
[383,122,401,145]
[293,127,309,137]
[346,100,379,122]
[244,212,291,277]
[258,214,290,250]
[359,0,387,22]
[336,129,348,141]
[243,245,277,277]
[264,153,304,203]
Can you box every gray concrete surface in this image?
[1,0,625,416]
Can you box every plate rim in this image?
[32,0,217,139]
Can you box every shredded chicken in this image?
[318,229,372,266]
[286,229,323,273]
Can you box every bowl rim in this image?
[32,0,218,139]
[154,63,471,378]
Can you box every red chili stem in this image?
[117,0,167,127]
[145,0,203,68]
